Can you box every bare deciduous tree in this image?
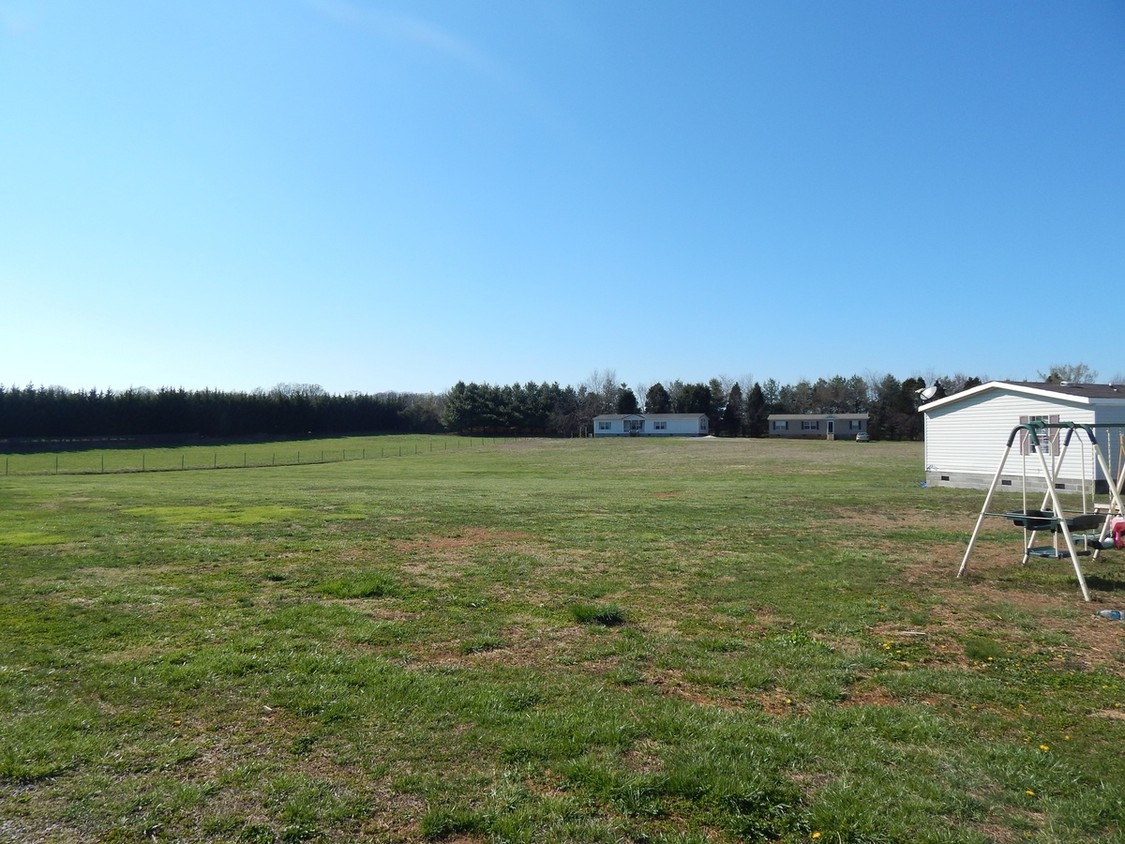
[1038,363,1098,384]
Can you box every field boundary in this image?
[0,435,512,476]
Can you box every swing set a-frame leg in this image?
[958,443,1014,579]
[1032,444,1092,602]
[1021,433,1077,566]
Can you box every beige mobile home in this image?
[767,413,869,440]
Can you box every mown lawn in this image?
[1,436,1122,843]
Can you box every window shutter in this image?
[1019,415,1029,456]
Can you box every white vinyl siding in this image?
[924,392,1097,489]
[591,414,707,437]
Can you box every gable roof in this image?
[920,380,1125,412]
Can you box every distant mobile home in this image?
[767,413,869,440]
[920,381,1125,492]
[592,413,709,437]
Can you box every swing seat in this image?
[1004,510,1104,532]
[1026,546,1093,559]
[1065,514,1105,531]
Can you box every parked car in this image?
[856,431,871,442]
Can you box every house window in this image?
[849,420,863,430]
[801,420,819,431]
[773,420,788,431]
[1019,414,1057,456]
[653,420,667,430]
[597,420,612,431]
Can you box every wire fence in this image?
[1,436,510,477]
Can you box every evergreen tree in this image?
[674,383,713,415]
[644,383,672,413]
[616,385,640,414]
[722,383,744,437]
[745,382,769,437]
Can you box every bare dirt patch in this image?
[1090,707,1125,720]
[395,527,534,554]
[405,622,586,671]
[392,527,542,583]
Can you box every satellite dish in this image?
[919,385,939,402]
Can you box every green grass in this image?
[1,436,1123,842]
[569,602,627,626]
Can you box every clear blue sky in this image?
[3,0,1123,396]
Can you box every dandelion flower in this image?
[811,834,822,840]
[1039,744,1050,752]
[1025,789,1036,796]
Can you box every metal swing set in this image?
[957,421,1125,601]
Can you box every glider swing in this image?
[957,421,1125,602]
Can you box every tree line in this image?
[0,384,441,444]
[0,370,995,445]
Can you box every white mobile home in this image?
[592,413,709,437]
[920,381,1125,492]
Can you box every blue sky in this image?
[3,1,1123,396]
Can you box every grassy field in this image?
[1,435,1122,843]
